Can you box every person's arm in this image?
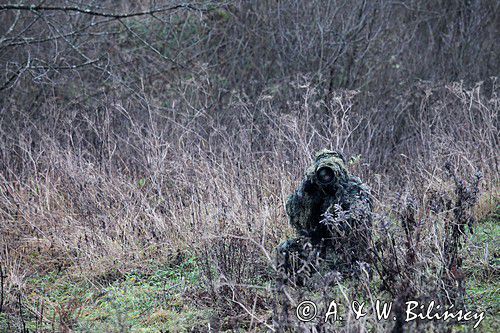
[286,177,322,235]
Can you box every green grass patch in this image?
[16,257,211,332]
[462,217,499,332]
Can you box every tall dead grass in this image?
[0,77,498,330]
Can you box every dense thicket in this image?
[0,0,498,178]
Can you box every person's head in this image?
[311,149,348,186]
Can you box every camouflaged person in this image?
[277,149,373,283]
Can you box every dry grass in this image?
[0,81,498,331]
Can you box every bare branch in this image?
[0,3,204,18]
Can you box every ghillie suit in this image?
[277,149,373,285]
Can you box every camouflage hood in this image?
[305,149,349,186]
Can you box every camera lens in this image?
[316,167,335,185]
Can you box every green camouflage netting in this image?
[278,149,373,283]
